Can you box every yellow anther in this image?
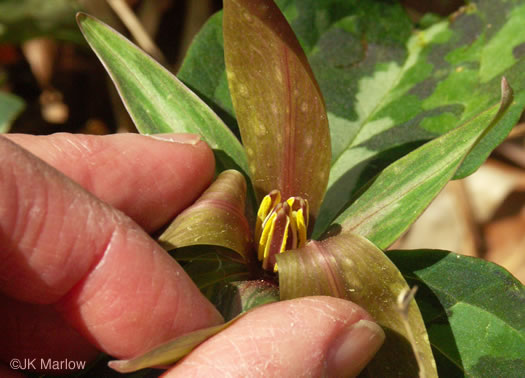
[255,190,281,243]
[261,213,277,269]
[258,211,276,261]
[295,208,307,247]
[255,190,309,271]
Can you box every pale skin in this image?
[0,133,385,377]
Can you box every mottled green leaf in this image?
[389,249,525,377]
[0,92,24,133]
[223,0,331,219]
[178,0,525,236]
[328,78,517,248]
[277,232,437,377]
[76,13,248,173]
[315,0,525,235]
[0,0,82,43]
[159,170,251,259]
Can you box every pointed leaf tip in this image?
[334,74,518,248]
[223,0,331,220]
[501,76,513,105]
[108,318,241,373]
[76,12,248,173]
[75,12,86,23]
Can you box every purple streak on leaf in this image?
[305,241,346,298]
[277,231,438,377]
[223,0,331,222]
[159,170,251,259]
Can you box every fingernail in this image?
[147,133,201,145]
[326,320,385,377]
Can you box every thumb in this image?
[165,296,385,377]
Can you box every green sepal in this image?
[277,232,438,377]
[160,170,252,260]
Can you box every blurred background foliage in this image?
[0,0,464,136]
[0,0,223,135]
[1,0,524,285]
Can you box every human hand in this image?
[0,133,384,377]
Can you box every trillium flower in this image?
[77,0,516,375]
[109,2,437,375]
[160,0,333,275]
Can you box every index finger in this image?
[4,133,215,232]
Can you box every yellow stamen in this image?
[255,189,281,244]
[258,211,276,261]
[256,190,309,271]
[295,208,307,247]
